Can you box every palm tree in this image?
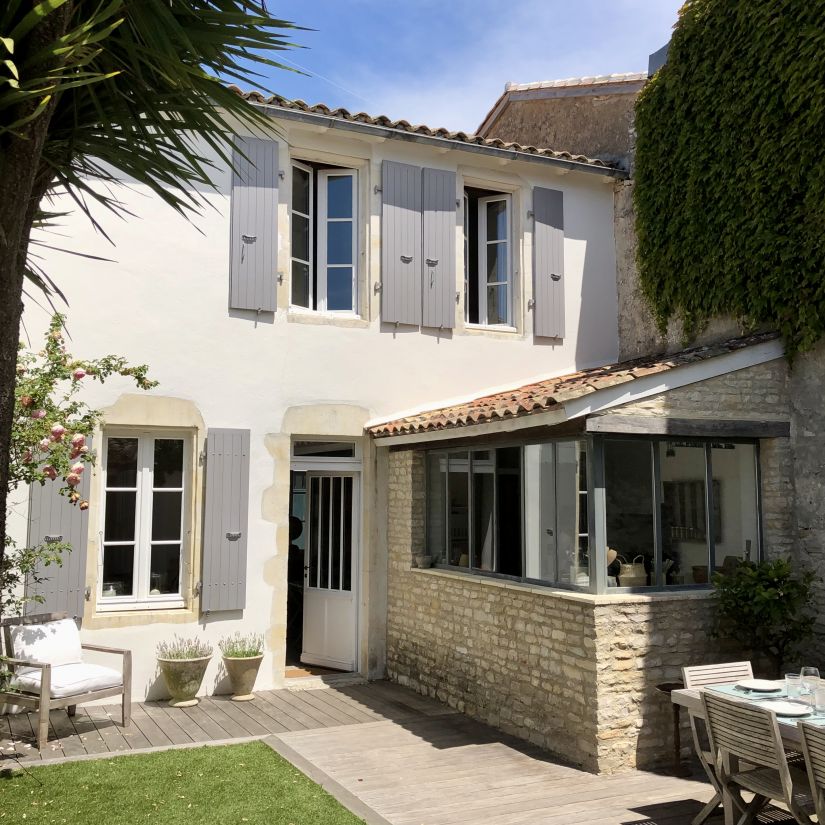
[0,0,299,564]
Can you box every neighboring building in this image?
[5,76,808,775]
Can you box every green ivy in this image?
[634,1,825,358]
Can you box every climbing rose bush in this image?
[2,314,156,615]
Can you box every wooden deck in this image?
[1,680,794,824]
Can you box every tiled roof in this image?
[228,87,616,171]
[503,73,647,93]
[368,332,781,438]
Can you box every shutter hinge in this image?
[455,292,460,304]
[278,169,285,180]
[194,581,202,596]
[374,282,383,293]
[527,210,535,219]
[374,185,382,194]
[456,199,461,208]
[528,299,536,310]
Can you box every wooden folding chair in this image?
[799,721,825,823]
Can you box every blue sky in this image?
[248,0,683,132]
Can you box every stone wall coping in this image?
[411,566,717,606]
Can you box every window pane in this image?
[150,545,180,595]
[327,220,353,265]
[320,476,330,589]
[292,213,310,262]
[106,438,138,487]
[308,476,320,587]
[711,442,758,571]
[486,200,507,241]
[292,261,310,308]
[104,491,136,541]
[496,447,522,577]
[327,267,353,311]
[342,477,353,592]
[486,284,508,325]
[293,441,355,458]
[154,439,183,488]
[102,545,134,597]
[448,453,469,567]
[292,165,310,215]
[486,243,508,284]
[426,453,447,563]
[660,441,709,586]
[605,440,655,587]
[331,476,342,590]
[524,443,556,581]
[327,175,353,219]
[152,491,182,540]
[471,451,495,570]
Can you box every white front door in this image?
[301,472,359,670]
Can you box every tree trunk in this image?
[0,4,73,601]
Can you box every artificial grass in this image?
[0,741,365,824]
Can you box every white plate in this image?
[764,700,812,717]
[735,679,783,692]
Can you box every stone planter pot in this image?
[157,655,212,707]
[223,655,263,701]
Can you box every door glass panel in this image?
[495,447,522,576]
[150,545,180,595]
[292,261,310,308]
[448,453,469,567]
[292,165,310,214]
[342,477,353,592]
[306,475,355,592]
[102,546,134,597]
[104,492,136,541]
[152,491,182,540]
[319,477,330,589]
[327,221,352,265]
[605,440,655,587]
[106,438,138,487]
[331,476,342,590]
[326,175,353,219]
[153,439,183,488]
[486,200,507,240]
[308,476,320,587]
[486,284,508,325]
[471,451,495,570]
[327,267,353,311]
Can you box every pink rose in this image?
[38,438,51,452]
[22,450,33,463]
[71,433,86,448]
[79,445,89,454]
[70,462,85,475]
[72,368,86,381]
[20,395,33,408]
[66,473,81,487]
[50,424,65,441]
[31,409,46,420]
[43,466,57,481]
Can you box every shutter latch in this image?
[194,581,202,596]
[374,282,383,293]
[226,531,242,542]
[400,255,413,264]
[527,299,536,310]
[85,586,91,601]
[241,234,257,244]
[551,273,562,282]
[44,534,63,543]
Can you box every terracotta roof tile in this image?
[228,87,616,171]
[367,332,781,438]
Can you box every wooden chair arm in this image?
[2,657,49,670]
[81,643,130,656]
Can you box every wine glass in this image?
[801,666,820,704]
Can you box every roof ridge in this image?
[503,72,648,93]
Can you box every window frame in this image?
[98,429,191,611]
[289,162,359,315]
[476,194,512,327]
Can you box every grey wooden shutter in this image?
[25,445,92,617]
[201,428,250,612]
[381,160,422,325]
[533,187,565,338]
[229,138,278,312]
[422,168,457,329]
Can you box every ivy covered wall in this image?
[634,1,825,357]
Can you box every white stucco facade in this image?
[8,107,620,700]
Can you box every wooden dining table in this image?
[672,685,812,825]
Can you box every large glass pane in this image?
[292,165,310,215]
[308,476,320,587]
[426,453,447,563]
[152,491,182,540]
[292,261,310,308]
[556,441,586,586]
[331,476,342,590]
[448,453,469,567]
[153,439,183,488]
[486,200,507,241]
[149,545,180,595]
[102,545,134,597]
[660,441,709,585]
[711,442,759,573]
[524,443,556,581]
[471,451,495,570]
[327,267,353,311]
[292,213,310,262]
[294,441,355,458]
[326,175,353,219]
[104,491,136,541]
[319,477,330,589]
[342,477,353,592]
[106,438,138,487]
[604,440,655,587]
[327,221,352,265]
[496,447,522,576]
[486,284,508,325]
[486,243,508,284]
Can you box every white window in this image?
[464,188,512,327]
[99,432,189,609]
[291,162,358,313]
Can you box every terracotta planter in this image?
[223,655,263,701]
[158,655,212,707]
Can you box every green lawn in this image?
[0,741,365,825]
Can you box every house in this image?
[6,77,802,775]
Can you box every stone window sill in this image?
[409,566,716,606]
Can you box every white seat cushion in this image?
[10,619,83,669]
[11,663,122,699]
